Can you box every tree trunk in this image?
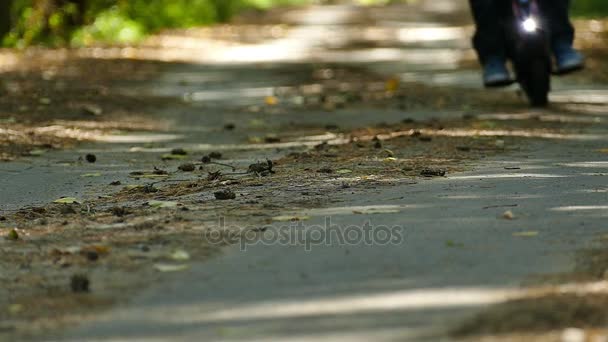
[0,0,12,39]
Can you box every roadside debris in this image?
[248,160,275,175]
[178,163,196,172]
[215,189,236,200]
[171,148,188,156]
[110,207,130,217]
[420,169,446,177]
[207,171,223,181]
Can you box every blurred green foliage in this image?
[1,0,606,47]
[2,0,318,47]
[572,0,608,17]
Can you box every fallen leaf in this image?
[8,304,24,315]
[148,200,179,209]
[265,96,279,106]
[81,173,102,178]
[513,231,539,237]
[6,229,19,241]
[445,240,464,248]
[54,197,80,204]
[154,263,189,272]
[170,250,191,261]
[28,149,47,156]
[336,169,353,174]
[385,78,400,92]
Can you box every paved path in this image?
[4,1,606,341]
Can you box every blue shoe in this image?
[483,57,514,87]
[554,43,584,74]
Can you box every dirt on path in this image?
[1,1,608,341]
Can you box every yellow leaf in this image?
[265,96,279,106]
[385,78,400,92]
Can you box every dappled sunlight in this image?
[396,26,467,43]
[303,205,420,217]
[365,128,608,142]
[551,90,608,105]
[560,161,608,168]
[185,87,275,102]
[152,287,518,324]
[550,205,608,212]
[449,173,567,180]
[93,133,183,144]
[476,112,604,124]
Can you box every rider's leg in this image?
[469,0,514,87]
[540,0,584,73]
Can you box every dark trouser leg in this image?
[469,0,507,65]
[539,0,575,50]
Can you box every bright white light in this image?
[522,18,538,32]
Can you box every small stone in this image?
[178,163,196,172]
[70,274,90,293]
[214,189,236,200]
[109,181,122,186]
[85,154,97,163]
[503,210,515,220]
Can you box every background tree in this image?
[0,0,12,40]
